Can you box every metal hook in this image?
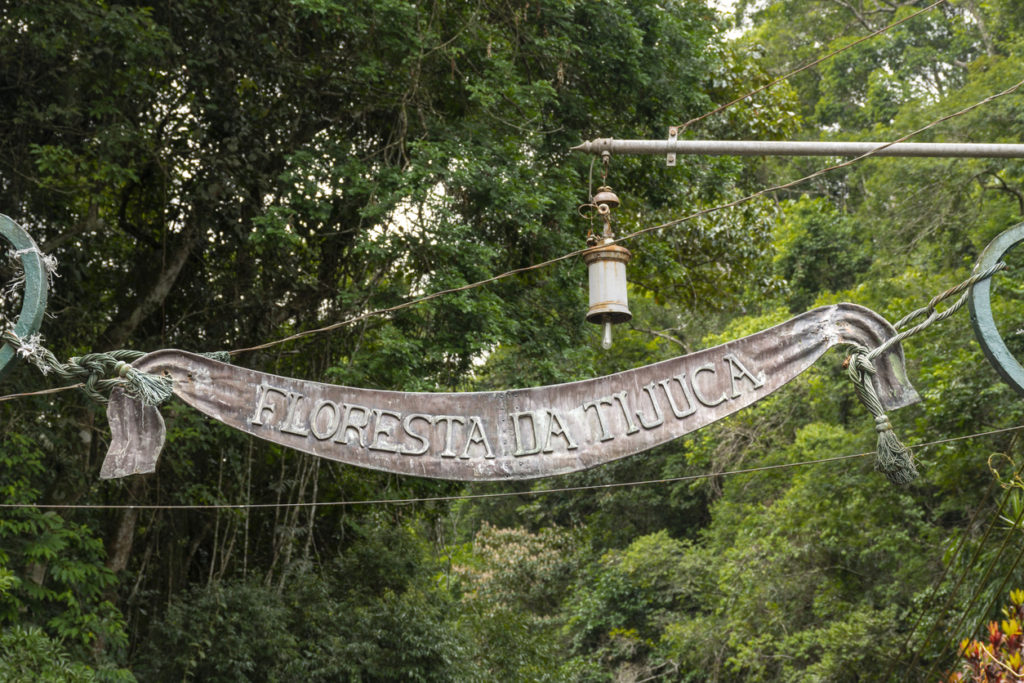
[0,215,49,382]
[969,221,1024,397]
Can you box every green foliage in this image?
[136,527,473,682]
[563,531,708,677]
[4,0,1024,680]
[0,626,102,683]
[0,433,131,677]
[773,196,873,311]
[449,523,587,680]
[135,580,298,681]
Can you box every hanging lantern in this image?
[584,186,631,349]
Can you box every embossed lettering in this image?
[334,403,370,447]
[402,414,432,456]
[369,409,402,453]
[636,383,665,429]
[691,363,728,407]
[542,411,578,452]
[250,383,288,427]
[309,400,341,440]
[463,416,494,459]
[724,353,765,398]
[434,415,465,458]
[582,397,616,442]
[612,391,641,435]
[659,375,697,419]
[512,411,542,456]
[280,391,310,436]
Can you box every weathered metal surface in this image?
[666,127,678,166]
[0,215,48,381]
[102,394,166,478]
[102,303,919,481]
[584,243,631,324]
[572,138,1024,159]
[969,222,1024,397]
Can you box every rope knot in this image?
[845,347,876,381]
[1,329,171,406]
[845,343,917,485]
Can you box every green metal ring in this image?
[969,222,1024,397]
[0,214,49,382]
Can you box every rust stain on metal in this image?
[101,303,919,481]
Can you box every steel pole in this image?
[571,138,1024,159]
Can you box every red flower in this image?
[989,621,1003,648]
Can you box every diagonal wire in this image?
[923,532,1024,681]
[883,485,1000,679]
[947,536,1024,674]
[0,424,1021,511]
[229,75,1024,356]
[920,452,1024,678]
[896,455,1024,678]
[0,383,83,402]
[3,57,1021,389]
[958,542,1024,663]
[0,0,979,387]
[678,0,948,133]
[915,487,1024,679]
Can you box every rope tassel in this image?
[846,346,917,485]
[841,263,1008,484]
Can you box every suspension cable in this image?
[1,424,1020,512]
[229,75,1024,356]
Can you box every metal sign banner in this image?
[101,303,920,481]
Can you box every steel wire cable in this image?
[894,456,1024,679]
[0,0,1000,371]
[0,424,1020,512]
[677,0,949,133]
[227,75,1024,356]
[0,383,84,402]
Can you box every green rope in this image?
[0,328,173,406]
[846,345,918,485]
[201,350,232,363]
[871,261,1007,361]
[846,261,1007,485]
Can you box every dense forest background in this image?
[2,0,1024,680]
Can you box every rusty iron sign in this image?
[102,303,920,481]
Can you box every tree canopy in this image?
[2,0,1024,680]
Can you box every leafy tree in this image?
[5,0,1024,679]
[0,432,131,679]
[951,590,1024,682]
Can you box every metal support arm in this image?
[572,138,1024,160]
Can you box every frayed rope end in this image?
[873,415,918,485]
[114,360,173,407]
[847,346,919,486]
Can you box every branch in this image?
[830,0,873,31]
[976,170,1024,216]
[629,324,689,351]
[102,231,195,348]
